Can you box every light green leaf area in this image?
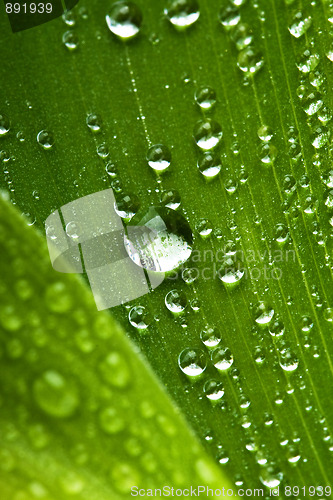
[1,0,333,496]
[0,195,233,498]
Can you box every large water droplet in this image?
[193,119,222,150]
[203,379,224,400]
[124,206,193,272]
[194,86,217,110]
[0,114,10,136]
[178,347,207,376]
[37,130,54,150]
[106,1,142,40]
[197,152,221,179]
[165,289,187,313]
[128,305,151,330]
[288,13,312,38]
[147,144,171,172]
[237,47,264,75]
[165,0,200,29]
[211,347,234,370]
[33,371,79,418]
[254,302,274,325]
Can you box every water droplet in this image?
[237,47,264,75]
[0,114,10,136]
[197,152,221,179]
[165,289,187,313]
[106,1,142,40]
[99,407,125,434]
[193,119,222,150]
[181,267,198,284]
[259,465,283,488]
[324,308,333,322]
[124,206,193,272]
[111,463,141,494]
[66,221,81,240]
[97,143,109,158]
[323,169,333,188]
[219,5,240,28]
[37,130,54,150]
[288,13,312,38]
[194,86,216,110]
[33,371,79,418]
[200,327,221,347]
[254,302,274,325]
[218,255,245,285]
[230,23,253,50]
[279,351,299,371]
[160,189,181,210]
[196,218,212,237]
[203,379,224,400]
[257,125,273,141]
[114,193,140,219]
[45,282,73,313]
[86,113,101,132]
[325,189,333,208]
[128,305,151,330]
[62,30,78,50]
[178,347,207,376]
[297,51,319,73]
[165,0,200,29]
[275,223,289,243]
[211,347,234,370]
[301,315,313,331]
[147,144,171,172]
[259,142,277,163]
[99,352,131,388]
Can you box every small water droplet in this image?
[193,119,222,150]
[178,347,207,376]
[203,379,224,400]
[194,86,216,110]
[147,144,171,172]
[86,113,101,132]
[106,1,142,40]
[165,289,187,313]
[211,347,234,370]
[0,114,10,136]
[165,0,200,29]
[254,302,274,325]
[237,47,264,75]
[219,5,240,28]
[33,371,79,418]
[200,327,221,347]
[62,30,78,50]
[37,130,54,150]
[288,13,312,38]
[257,124,273,141]
[128,305,151,330]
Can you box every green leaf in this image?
[0,194,234,498]
[1,0,333,495]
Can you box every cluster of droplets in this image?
[219,1,263,77]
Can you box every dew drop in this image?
[254,302,274,325]
[203,379,224,400]
[288,14,312,38]
[178,347,207,376]
[230,23,253,50]
[219,5,240,28]
[0,114,10,136]
[147,144,171,172]
[257,125,273,141]
[66,221,81,240]
[259,142,277,164]
[128,305,151,330]
[237,47,264,75]
[194,86,217,110]
[279,351,299,372]
[111,463,141,494]
[99,352,131,388]
[124,206,193,272]
[218,256,245,285]
[86,113,101,132]
[106,1,142,40]
[197,152,221,179]
[165,0,200,29]
[211,347,234,371]
[114,193,140,219]
[62,30,78,50]
[193,119,222,150]
[259,465,283,488]
[200,327,221,348]
[165,289,187,313]
[37,130,54,150]
[99,407,125,434]
[33,371,79,418]
[160,189,181,210]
